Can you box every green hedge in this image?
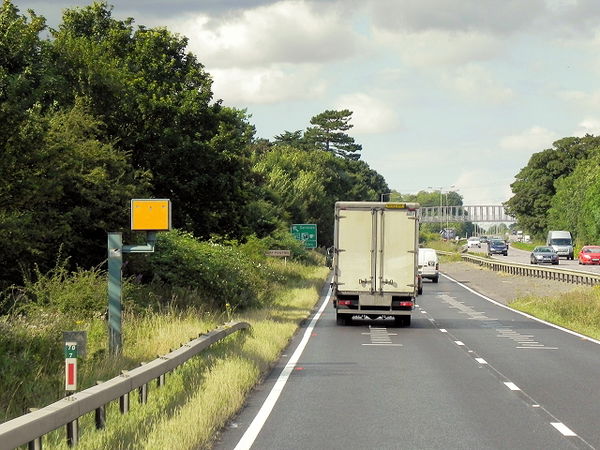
[144,230,269,309]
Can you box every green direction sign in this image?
[291,224,317,249]
[64,342,78,359]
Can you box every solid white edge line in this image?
[234,287,332,450]
[551,422,578,437]
[441,273,600,345]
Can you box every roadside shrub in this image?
[258,227,310,260]
[145,230,268,309]
[8,261,106,317]
[419,230,439,245]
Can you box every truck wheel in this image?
[433,275,439,283]
[417,285,423,295]
[394,316,411,327]
[336,313,349,326]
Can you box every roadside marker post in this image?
[64,341,78,392]
[108,199,171,354]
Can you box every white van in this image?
[418,248,439,283]
[546,230,574,260]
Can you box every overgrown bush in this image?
[4,260,107,317]
[143,230,269,309]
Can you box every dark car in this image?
[488,239,508,256]
[530,246,559,265]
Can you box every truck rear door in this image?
[376,208,417,292]
[336,208,375,292]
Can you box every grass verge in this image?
[510,286,600,340]
[40,262,329,449]
[511,242,540,252]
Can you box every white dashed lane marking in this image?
[504,382,520,391]
[551,422,578,437]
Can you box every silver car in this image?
[530,246,559,265]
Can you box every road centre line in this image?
[424,295,592,448]
[234,286,331,450]
[441,273,600,345]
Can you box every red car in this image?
[578,246,600,265]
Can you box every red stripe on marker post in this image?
[65,358,77,391]
[68,363,75,385]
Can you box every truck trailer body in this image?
[332,201,420,326]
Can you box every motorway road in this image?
[475,243,600,274]
[214,276,600,450]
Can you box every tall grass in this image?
[510,286,600,340]
[423,238,463,253]
[38,262,328,449]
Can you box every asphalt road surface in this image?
[475,243,600,274]
[214,276,600,450]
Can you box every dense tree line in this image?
[505,135,600,242]
[0,1,387,290]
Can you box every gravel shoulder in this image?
[439,260,582,305]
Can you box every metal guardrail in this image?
[0,320,250,450]
[436,250,600,286]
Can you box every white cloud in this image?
[210,65,327,104]
[442,64,514,103]
[454,170,514,205]
[374,29,503,67]
[573,118,600,136]
[558,89,600,108]
[333,93,400,134]
[500,126,557,151]
[172,1,362,68]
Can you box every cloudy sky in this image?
[13,0,600,204]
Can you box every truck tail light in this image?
[398,301,413,307]
[338,300,353,306]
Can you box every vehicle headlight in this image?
[535,255,544,259]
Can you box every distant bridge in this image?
[419,205,515,223]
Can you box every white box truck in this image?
[332,201,421,326]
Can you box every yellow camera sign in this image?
[131,199,171,231]
[385,203,406,209]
